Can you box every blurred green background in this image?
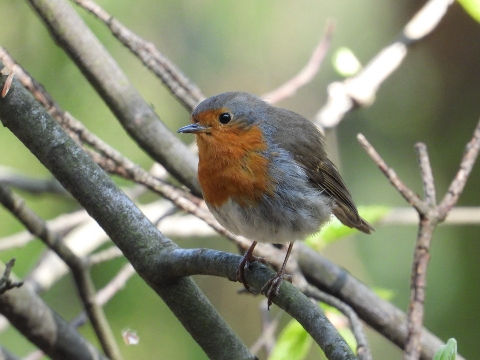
[0,1,479,359]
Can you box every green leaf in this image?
[458,0,480,23]
[332,47,362,77]
[372,287,396,301]
[305,205,389,250]
[268,319,313,360]
[433,338,457,360]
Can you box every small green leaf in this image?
[268,319,313,360]
[332,47,362,77]
[458,0,480,23]
[305,205,389,250]
[372,287,396,301]
[433,338,457,360]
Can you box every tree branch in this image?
[0,59,253,360]
[0,262,108,360]
[316,0,455,128]
[357,121,480,360]
[156,248,357,360]
[0,183,122,360]
[71,0,205,111]
[27,0,201,196]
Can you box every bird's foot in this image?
[236,242,266,294]
[261,269,293,309]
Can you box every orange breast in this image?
[196,125,275,207]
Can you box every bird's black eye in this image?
[219,113,232,124]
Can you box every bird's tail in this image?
[332,202,375,234]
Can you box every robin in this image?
[178,92,373,307]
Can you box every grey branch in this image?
[72,0,205,111]
[27,0,201,196]
[0,183,122,360]
[0,261,107,360]
[0,58,253,360]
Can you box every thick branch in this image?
[156,248,357,360]
[0,63,253,360]
[27,0,201,196]
[72,0,205,111]
[0,183,121,360]
[0,262,107,360]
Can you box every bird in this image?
[178,91,373,307]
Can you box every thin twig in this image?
[71,263,136,328]
[405,119,480,360]
[316,0,455,128]
[357,134,428,213]
[438,119,480,218]
[250,300,283,356]
[262,21,334,104]
[72,0,204,111]
[304,286,371,360]
[358,120,480,360]
[0,184,122,360]
[0,259,23,294]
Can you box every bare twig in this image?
[0,259,23,294]
[24,0,202,195]
[72,0,204,111]
[262,21,334,104]
[71,263,136,328]
[304,286,371,360]
[250,300,283,356]
[316,0,455,128]
[357,134,428,214]
[0,184,122,360]
[0,166,69,196]
[358,119,480,360]
[438,120,480,218]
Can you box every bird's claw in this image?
[236,249,265,294]
[261,270,292,309]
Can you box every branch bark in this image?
[27,0,201,196]
[0,262,108,360]
[0,62,253,360]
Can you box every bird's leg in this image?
[236,241,266,293]
[261,242,294,309]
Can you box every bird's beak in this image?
[177,123,211,134]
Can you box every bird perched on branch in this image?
[178,92,373,307]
